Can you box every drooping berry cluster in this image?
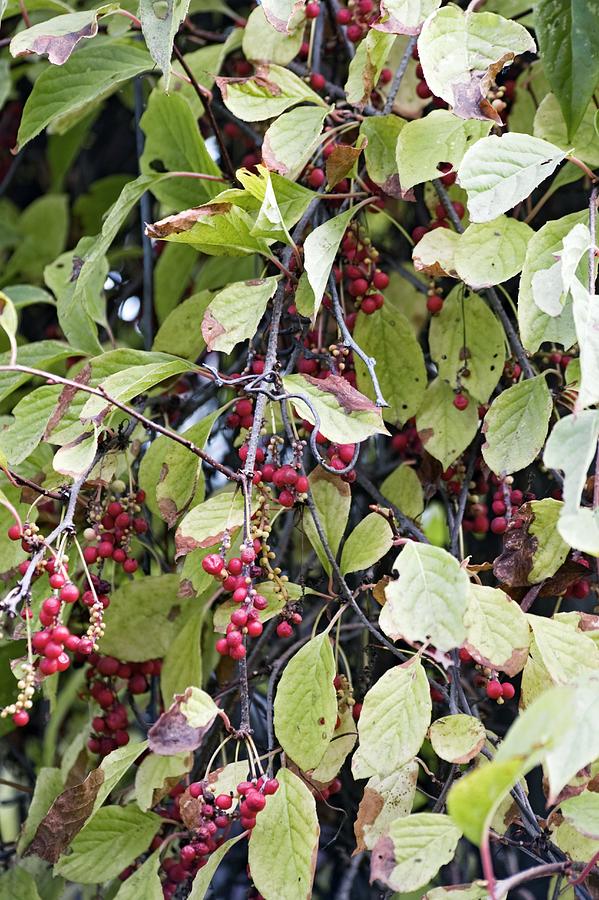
[82,484,146,572]
[85,652,162,756]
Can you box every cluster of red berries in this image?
[390,421,423,458]
[337,225,388,315]
[225,395,256,432]
[335,0,379,44]
[85,653,161,756]
[486,678,515,702]
[240,439,310,508]
[412,196,464,249]
[82,490,146,573]
[203,543,266,660]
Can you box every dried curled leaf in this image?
[25,769,104,863]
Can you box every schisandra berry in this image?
[501,682,515,700]
[486,680,502,700]
[7,524,21,541]
[60,583,79,603]
[426,294,444,314]
[13,710,29,727]
[202,554,224,576]
[490,516,507,535]
[453,393,469,411]
[305,1,320,16]
[276,621,293,639]
[310,73,326,92]
[215,794,233,810]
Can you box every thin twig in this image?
[382,36,417,115]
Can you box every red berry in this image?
[308,166,326,188]
[123,558,138,574]
[83,546,98,564]
[236,400,253,419]
[133,518,148,534]
[202,554,224,576]
[278,490,295,508]
[453,393,469,411]
[426,294,444,314]
[490,516,507,535]
[52,624,70,642]
[240,816,257,830]
[49,572,66,589]
[13,710,29,727]
[215,794,233,810]
[276,621,293,638]
[56,652,71,672]
[97,656,120,676]
[501,682,515,700]
[310,73,326,92]
[8,524,21,541]
[492,500,506,516]
[227,557,243,576]
[32,630,51,651]
[42,596,61,617]
[231,609,249,627]
[229,643,246,660]
[348,277,369,297]
[572,579,590,599]
[486,680,502,700]
[245,791,266,812]
[295,475,309,493]
[416,80,433,99]
[240,546,256,564]
[128,674,148,694]
[40,657,58,675]
[253,594,268,610]
[361,297,377,315]
[107,502,123,518]
[372,270,389,290]
[115,512,131,529]
[305,1,320,16]
[347,23,363,41]
[352,702,362,721]
[336,7,351,23]
[247,619,263,638]
[98,542,114,559]
[263,778,279,795]
[412,226,428,243]
[60,583,79,604]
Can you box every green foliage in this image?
[1,3,598,896]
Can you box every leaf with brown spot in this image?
[146,203,233,239]
[10,5,118,65]
[45,364,91,438]
[148,688,218,756]
[325,143,364,189]
[354,788,385,853]
[25,769,104,863]
[370,835,396,885]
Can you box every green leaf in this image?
[302,466,351,576]
[543,676,599,801]
[114,850,162,900]
[360,115,406,196]
[140,91,222,209]
[380,814,462,892]
[544,409,599,554]
[202,277,279,353]
[188,834,246,899]
[73,174,176,312]
[154,243,197,324]
[396,111,491,191]
[534,0,599,140]
[283,373,389,444]
[429,715,486,764]
[355,657,431,778]
[17,768,64,855]
[464,584,530,676]
[44,238,106,356]
[179,686,219,727]
[249,170,314,243]
[152,291,212,360]
[428,287,505,403]
[80,355,193,421]
[518,210,585,352]
[340,512,393,575]
[458,133,568,223]
[242,5,305,64]
[16,39,153,150]
[10,5,118,65]
[528,614,599,685]
[380,464,424,519]
[0,340,74,403]
[345,30,396,107]
[415,378,479,470]
[54,805,162,884]
[94,741,150,812]
[454,217,532,290]
[482,375,552,475]
[373,0,440,34]
[299,205,363,320]
[146,201,271,258]
[447,757,529,846]
[561,792,599,839]
[176,488,256,556]
[0,292,17,362]
[418,5,535,120]
[355,763,419,851]
[380,541,469,652]
[160,607,206,707]
[3,194,69,284]
[274,633,337,770]
[248,768,319,900]
[412,228,459,278]
[216,64,327,122]
[311,707,357,783]
[53,427,98,479]
[534,92,599,167]
[135,752,192,811]
[140,0,188,88]
[0,869,41,900]
[353,296,427,425]
[101,574,197,661]
[528,498,570,582]
[262,105,329,181]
